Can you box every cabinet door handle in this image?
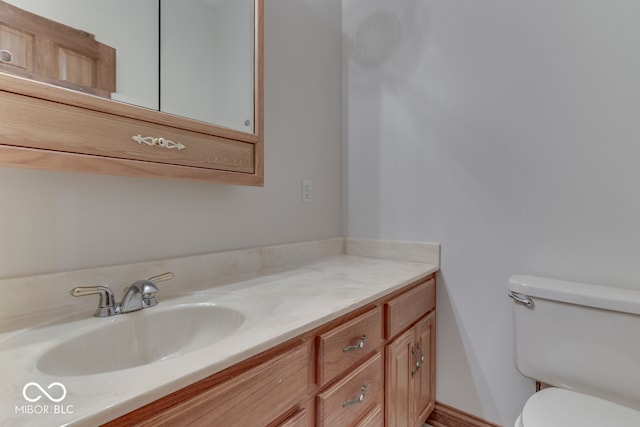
[416,342,425,363]
[411,346,421,377]
[343,335,366,352]
[343,384,367,407]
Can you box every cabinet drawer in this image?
[138,344,309,427]
[316,352,383,427]
[0,90,255,173]
[277,409,309,427]
[317,307,383,386]
[355,404,383,427]
[385,278,435,339]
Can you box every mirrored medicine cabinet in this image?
[0,0,264,185]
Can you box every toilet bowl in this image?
[508,275,640,426]
[514,387,640,427]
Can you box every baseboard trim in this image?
[427,402,502,427]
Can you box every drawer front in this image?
[385,278,435,339]
[317,307,383,385]
[139,344,309,427]
[0,90,255,173]
[316,352,383,427]
[277,409,309,427]
[355,404,383,427]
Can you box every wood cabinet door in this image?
[413,313,436,426]
[385,327,414,427]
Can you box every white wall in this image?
[344,0,640,425]
[0,0,343,279]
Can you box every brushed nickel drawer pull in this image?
[0,49,12,63]
[343,384,367,407]
[343,335,367,352]
[132,134,186,151]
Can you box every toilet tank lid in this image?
[508,275,640,316]
[521,388,640,427]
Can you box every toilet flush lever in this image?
[509,291,534,308]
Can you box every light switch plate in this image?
[302,179,312,203]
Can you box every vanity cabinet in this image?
[105,275,436,427]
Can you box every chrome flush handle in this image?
[509,291,534,308]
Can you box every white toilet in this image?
[508,275,640,427]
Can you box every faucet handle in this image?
[141,272,173,307]
[70,286,119,317]
[148,272,174,285]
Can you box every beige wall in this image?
[0,0,343,279]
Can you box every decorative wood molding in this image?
[427,402,503,427]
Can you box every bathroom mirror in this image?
[0,0,263,185]
[1,0,255,133]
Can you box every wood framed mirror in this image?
[0,0,263,186]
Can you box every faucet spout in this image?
[120,284,144,313]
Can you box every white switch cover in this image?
[302,179,312,203]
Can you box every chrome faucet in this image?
[70,272,174,317]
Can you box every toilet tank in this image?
[508,275,640,411]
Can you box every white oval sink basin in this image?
[37,304,245,376]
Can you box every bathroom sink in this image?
[37,303,245,376]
